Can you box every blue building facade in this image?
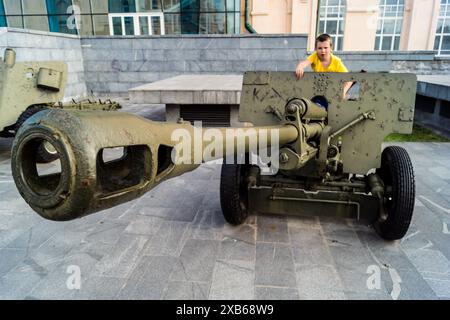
[0,0,240,35]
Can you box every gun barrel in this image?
[11,109,298,221]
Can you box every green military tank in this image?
[0,48,120,162]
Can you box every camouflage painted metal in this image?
[11,71,417,240]
[0,48,120,138]
[240,71,416,174]
[0,48,67,134]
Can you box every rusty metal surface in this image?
[11,108,297,221]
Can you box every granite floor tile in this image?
[255,243,296,287]
[209,260,254,300]
[257,215,289,243]
[163,281,210,300]
[170,239,220,282]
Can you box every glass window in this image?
[328,0,340,6]
[71,0,91,12]
[319,6,326,18]
[317,0,346,50]
[23,0,48,14]
[46,0,78,34]
[0,0,238,36]
[93,14,110,35]
[7,17,23,28]
[382,19,395,34]
[374,0,404,51]
[72,0,95,35]
[112,16,122,35]
[199,12,225,34]
[153,0,162,10]
[54,14,78,34]
[442,35,450,50]
[200,0,225,11]
[395,18,402,33]
[124,16,134,34]
[91,0,109,13]
[151,16,161,34]
[109,0,136,13]
[22,0,49,31]
[164,12,180,33]
[136,0,162,11]
[444,18,450,33]
[162,0,238,34]
[163,0,180,12]
[227,0,239,11]
[326,20,337,34]
[46,0,72,14]
[139,16,150,34]
[436,18,444,33]
[394,36,400,49]
[435,0,450,55]
[78,14,93,35]
[381,36,392,50]
[0,0,7,27]
[4,0,23,27]
[3,0,22,14]
[181,0,199,34]
[434,36,440,50]
[319,21,324,33]
[24,16,50,32]
[226,12,238,34]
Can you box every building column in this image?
[343,0,379,51]
[290,0,319,51]
[403,0,440,50]
[250,0,291,33]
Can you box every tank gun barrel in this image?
[11,109,299,221]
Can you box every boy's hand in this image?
[295,64,305,79]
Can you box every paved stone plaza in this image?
[0,100,449,300]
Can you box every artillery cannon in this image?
[11,71,416,240]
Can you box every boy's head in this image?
[315,33,333,59]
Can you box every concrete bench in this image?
[128,75,244,127]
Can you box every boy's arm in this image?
[336,59,353,99]
[295,59,312,79]
[343,81,353,99]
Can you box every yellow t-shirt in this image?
[307,52,348,73]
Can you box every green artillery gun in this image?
[10,71,416,240]
[0,48,120,162]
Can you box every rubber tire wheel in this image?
[15,106,58,163]
[375,146,415,240]
[220,164,250,225]
[14,106,46,132]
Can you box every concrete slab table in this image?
[128,75,244,126]
[415,75,450,135]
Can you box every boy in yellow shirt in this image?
[295,33,352,98]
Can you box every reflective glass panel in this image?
[112,16,122,35]
[124,16,134,35]
[139,16,149,34]
[152,16,161,34]
[164,13,180,33]
[93,14,110,35]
